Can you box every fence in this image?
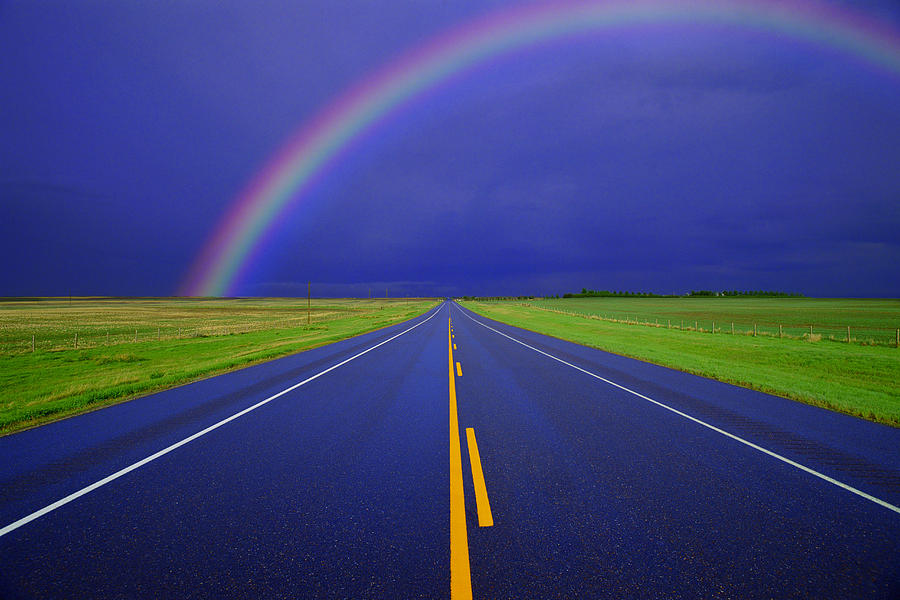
[3,310,347,356]
[518,302,900,348]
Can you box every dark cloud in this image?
[1,1,898,297]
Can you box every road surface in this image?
[1,301,898,598]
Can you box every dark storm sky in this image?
[2,0,899,298]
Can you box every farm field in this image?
[527,297,900,345]
[0,297,438,435]
[461,298,900,426]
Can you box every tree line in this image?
[566,289,804,298]
[563,289,676,298]
[458,289,805,300]
[688,290,804,297]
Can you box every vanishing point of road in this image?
[1,301,898,597]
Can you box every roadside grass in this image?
[0,297,422,353]
[0,298,438,435]
[461,300,900,427]
[527,297,900,346]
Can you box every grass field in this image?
[461,298,900,427]
[528,297,900,346]
[0,297,438,435]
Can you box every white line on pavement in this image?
[0,303,445,538]
[453,303,900,516]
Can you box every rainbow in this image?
[179,0,900,297]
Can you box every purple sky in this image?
[2,0,899,297]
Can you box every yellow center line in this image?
[448,319,472,599]
[465,428,494,527]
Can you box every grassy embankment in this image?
[461,298,900,426]
[0,297,438,435]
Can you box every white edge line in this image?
[453,303,900,516]
[0,303,445,538]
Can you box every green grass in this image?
[527,297,900,346]
[461,299,900,427]
[0,297,438,435]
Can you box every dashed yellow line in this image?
[453,343,457,350]
[448,319,472,599]
[456,362,463,377]
[465,428,494,527]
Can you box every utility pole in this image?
[307,281,311,325]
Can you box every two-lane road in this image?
[449,302,899,598]
[2,301,898,597]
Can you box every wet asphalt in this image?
[1,301,897,598]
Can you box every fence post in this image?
[681,320,683,330]
[107,331,109,344]
[694,320,698,331]
[810,325,813,338]
[847,326,850,343]
[731,322,734,335]
[157,327,160,341]
[779,324,782,338]
[32,334,35,353]
[754,323,757,337]
[74,333,78,349]
[134,329,137,343]
[896,328,899,348]
[712,321,715,333]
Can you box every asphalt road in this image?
[1,301,898,598]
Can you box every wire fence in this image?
[518,302,900,348]
[2,310,351,355]
[1,298,437,356]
